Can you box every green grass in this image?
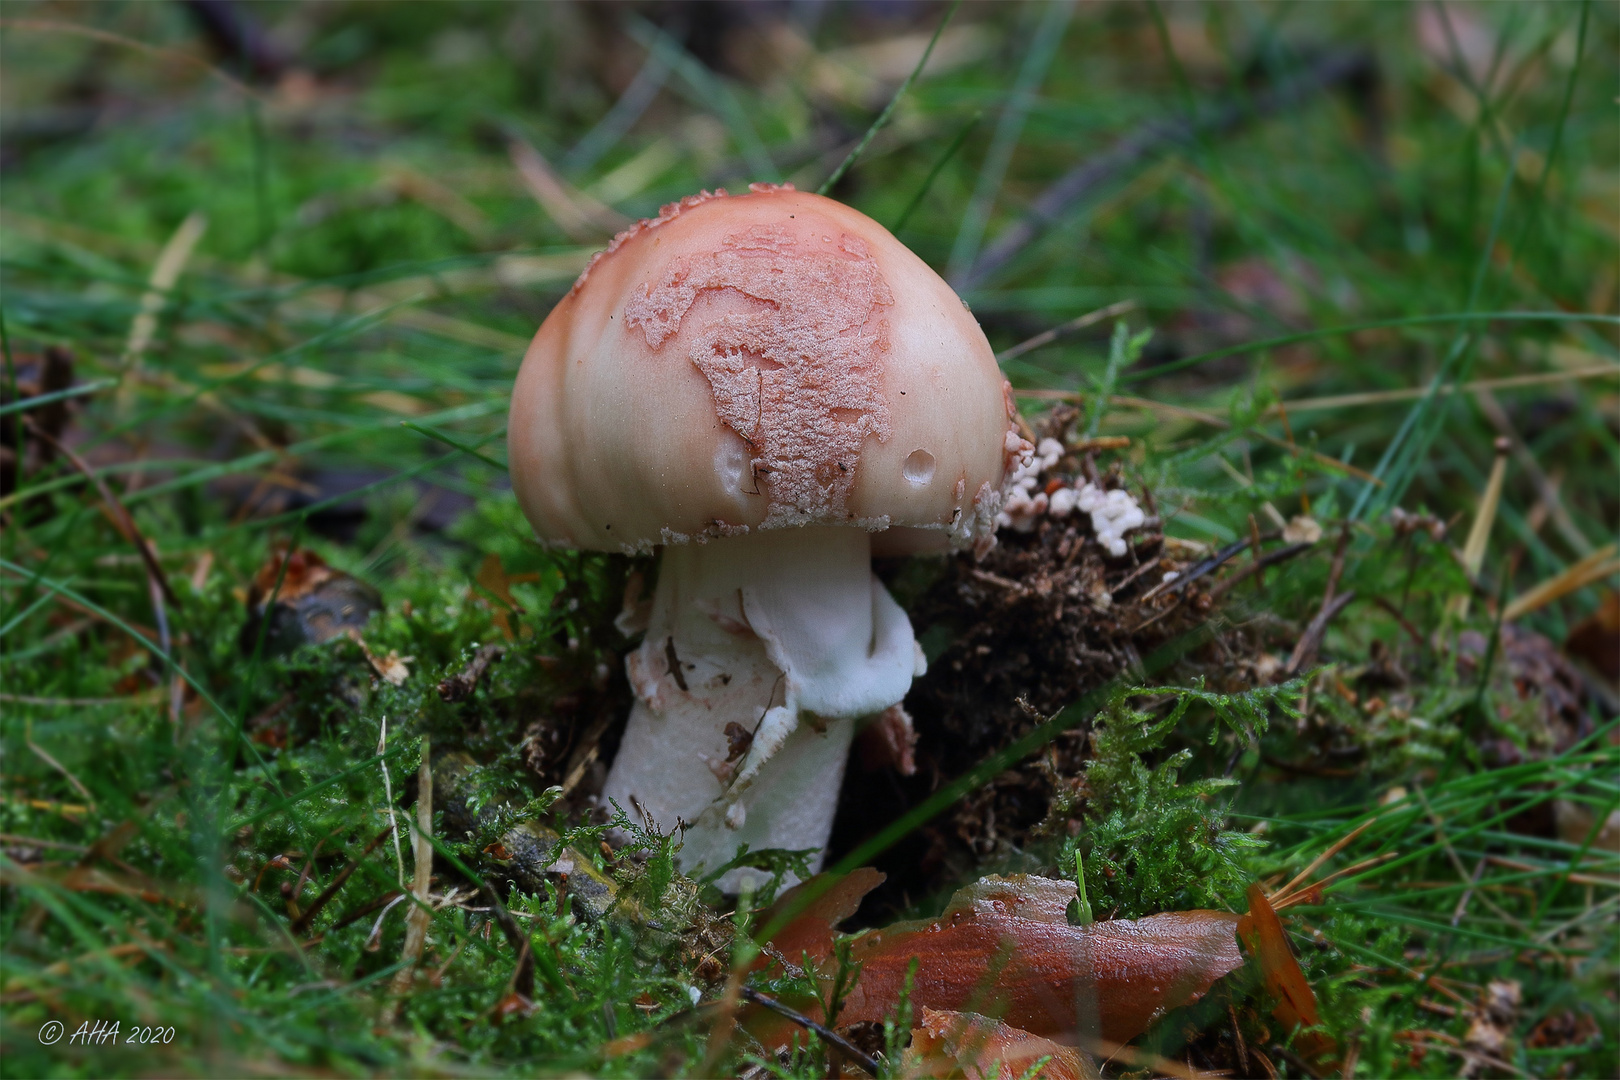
[2,1,1616,1076]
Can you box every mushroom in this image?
[508,183,1018,888]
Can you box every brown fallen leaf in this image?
[1565,589,1619,684]
[1236,883,1337,1068]
[753,873,1243,1047]
[756,867,886,972]
[240,546,382,654]
[907,1008,1099,1080]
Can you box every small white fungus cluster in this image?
[996,436,1146,555]
[1072,483,1145,556]
[996,438,1064,531]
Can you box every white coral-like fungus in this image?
[1075,482,1145,556]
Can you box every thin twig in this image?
[739,988,881,1076]
[1285,528,1355,676]
[437,643,506,702]
[1209,541,1315,599]
[290,826,394,935]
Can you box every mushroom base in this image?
[600,527,923,891]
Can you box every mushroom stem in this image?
[603,527,924,890]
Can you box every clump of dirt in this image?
[829,406,1243,918]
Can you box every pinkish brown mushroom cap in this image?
[508,183,1013,556]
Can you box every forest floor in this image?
[1,2,1616,1077]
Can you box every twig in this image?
[995,299,1137,362]
[1285,528,1355,676]
[1143,534,1267,601]
[0,833,88,853]
[957,50,1375,289]
[0,19,258,99]
[331,889,402,932]
[1284,591,1356,677]
[290,825,394,935]
[1412,784,1529,935]
[1370,595,1428,651]
[1485,855,1618,890]
[739,988,880,1077]
[1209,541,1314,599]
[1451,856,1488,928]
[437,643,506,702]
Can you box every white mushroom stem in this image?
[602,526,924,890]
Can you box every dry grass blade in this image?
[1272,819,1376,906]
[1079,1034,1229,1079]
[24,421,177,608]
[121,210,208,375]
[0,19,258,99]
[1502,543,1620,622]
[1266,365,1620,416]
[1451,438,1511,619]
[1273,854,1399,911]
[384,737,433,1022]
[508,137,629,241]
[996,299,1138,361]
[23,722,95,811]
[1016,388,1383,484]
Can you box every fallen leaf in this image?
[754,874,1243,1047]
[908,1008,1099,1080]
[1236,884,1337,1067]
[1565,589,1619,684]
[240,547,382,653]
[490,992,535,1022]
[758,867,886,971]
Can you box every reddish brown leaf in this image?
[1565,589,1619,683]
[908,1008,1098,1080]
[1236,884,1336,1066]
[758,867,886,970]
[490,992,536,1022]
[753,874,1243,1048]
